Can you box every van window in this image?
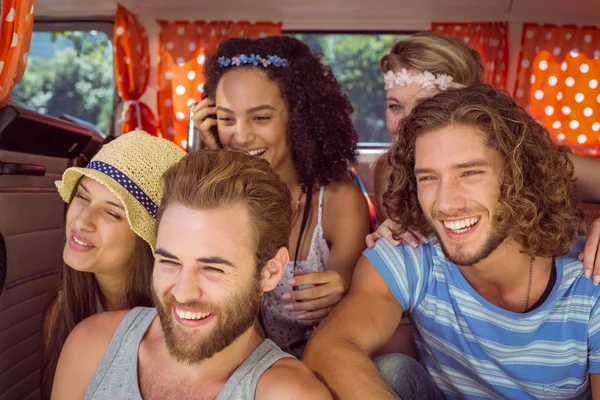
[12,22,115,136]
[289,32,410,146]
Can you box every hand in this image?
[190,98,219,149]
[581,217,600,285]
[365,218,428,248]
[281,270,349,321]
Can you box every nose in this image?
[171,266,203,304]
[436,177,467,216]
[72,204,96,233]
[233,120,255,147]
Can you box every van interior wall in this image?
[135,16,525,124]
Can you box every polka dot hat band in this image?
[55,130,186,251]
[87,161,159,218]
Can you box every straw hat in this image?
[55,130,186,250]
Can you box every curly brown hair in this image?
[203,36,358,191]
[385,83,584,258]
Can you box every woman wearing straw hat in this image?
[41,130,185,398]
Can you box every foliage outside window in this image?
[289,33,409,145]
[13,29,114,136]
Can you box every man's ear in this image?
[261,247,289,292]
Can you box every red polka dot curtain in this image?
[515,23,600,156]
[0,0,35,108]
[157,21,282,149]
[114,5,158,135]
[431,22,508,89]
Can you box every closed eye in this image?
[205,266,224,273]
[417,176,437,182]
[75,193,89,202]
[159,259,180,267]
[218,117,234,124]
[105,210,122,220]
[253,115,271,122]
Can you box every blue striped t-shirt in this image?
[364,237,600,399]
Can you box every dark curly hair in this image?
[203,36,358,191]
[385,83,584,258]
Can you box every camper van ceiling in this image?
[37,0,600,25]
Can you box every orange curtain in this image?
[0,0,35,108]
[514,23,600,156]
[432,22,508,89]
[157,21,282,149]
[114,4,158,135]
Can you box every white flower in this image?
[384,71,396,90]
[417,71,436,89]
[384,69,460,91]
[434,74,454,90]
[395,68,412,86]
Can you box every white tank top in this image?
[260,186,330,358]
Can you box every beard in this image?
[152,273,263,365]
[430,206,509,266]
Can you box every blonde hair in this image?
[157,150,292,269]
[380,32,484,86]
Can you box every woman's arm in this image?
[322,176,371,283]
[284,176,371,321]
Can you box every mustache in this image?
[162,293,215,312]
[431,208,482,220]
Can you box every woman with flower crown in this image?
[190,36,371,357]
[372,32,486,228]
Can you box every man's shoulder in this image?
[255,358,332,400]
[364,237,439,272]
[557,236,592,289]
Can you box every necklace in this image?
[524,256,534,311]
[291,190,303,227]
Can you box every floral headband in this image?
[384,68,465,91]
[218,54,289,68]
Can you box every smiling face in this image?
[385,68,440,137]
[63,177,136,275]
[152,202,267,364]
[215,68,293,174]
[415,123,507,266]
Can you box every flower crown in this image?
[218,54,289,68]
[384,69,465,91]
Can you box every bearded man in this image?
[52,150,331,400]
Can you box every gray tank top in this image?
[84,307,294,400]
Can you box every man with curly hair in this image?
[304,84,600,399]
